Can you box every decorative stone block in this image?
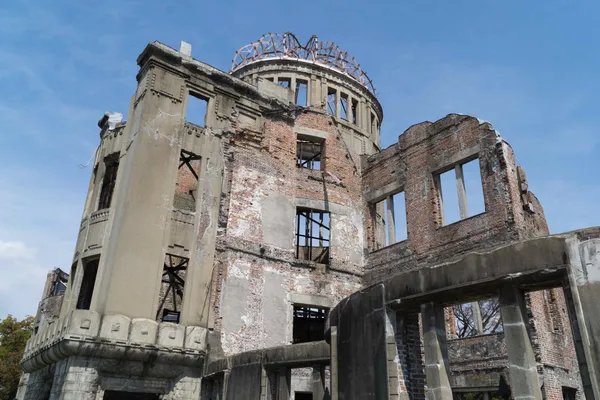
[99,314,131,342]
[130,318,158,345]
[65,310,100,338]
[184,326,208,351]
[157,322,184,348]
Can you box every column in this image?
[472,301,484,334]
[455,163,468,219]
[330,326,339,400]
[277,368,290,400]
[92,64,187,318]
[498,286,542,400]
[421,302,453,400]
[335,89,341,119]
[386,195,396,245]
[312,365,325,400]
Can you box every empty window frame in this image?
[51,269,69,296]
[277,77,291,88]
[174,150,201,211]
[293,305,328,343]
[340,93,348,120]
[295,393,313,400]
[351,98,358,125]
[295,80,308,106]
[454,392,502,400]
[76,258,99,310]
[296,136,323,171]
[434,158,485,226]
[97,153,120,210]
[370,112,376,134]
[295,209,330,264]
[449,298,503,338]
[327,87,336,115]
[156,254,188,323]
[186,92,209,127]
[562,387,577,400]
[373,192,407,249]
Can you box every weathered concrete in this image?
[498,286,542,400]
[421,303,452,400]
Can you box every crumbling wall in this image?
[526,289,583,400]
[213,109,365,355]
[362,114,549,285]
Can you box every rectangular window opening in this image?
[454,392,502,400]
[295,208,330,264]
[76,258,99,310]
[351,98,358,125]
[174,150,201,211]
[435,158,485,226]
[295,80,308,106]
[562,387,577,400]
[295,393,313,400]
[296,137,323,171]
[97,153,120,210]
[51,269,69,297]
[186,92,208,128]
[156,254,188,323]
[373,192,407,249]
[293,305,328,343]
[340,93,348,120]
[447,297,503,339]
[327,88,336,116]
[277,77,291,88]
[370,112,376,134]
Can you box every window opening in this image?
[373,192,407,249]
[562,387,577,400]
[174,150,201,211]
[340,93,348,120]
[277,77,291,88]
[50,269,68,296]
[97,153,120,210]
[435,158,485,226]
[351,98,358,125]
[296,137,323,171]
[156,254,188,323]
[103,391,160,400]
[448,298,503,338]
[295,209,330,264]
[370,112,376,134]
[293,305,328,343]
[295,80,308,106]
[327,88,336,115]
[186,92,208,127]
[76,259,99,310]
[295,393,313,400]
[454,392,502,400]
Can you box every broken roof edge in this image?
[136,41,293,112]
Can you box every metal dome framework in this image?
[231,32,376,94]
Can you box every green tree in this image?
[0,315,34,400]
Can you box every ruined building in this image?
[17,33,600,400]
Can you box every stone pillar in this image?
[565,237,600,400]
[455,163,468,219]
[277,367,291,400]
[498,286,542,400]
[335,89,341,119]
[386,195,396,245]
[92,63,187,318]
[472,301,484,334]
[312,365,326,400]
[330,326,339,400]
[421,302,452,400]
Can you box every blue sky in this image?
[1,0,599,319]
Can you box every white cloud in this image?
[0,240,35,260]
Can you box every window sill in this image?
[369,238,409,254]
[436,211,487,230]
